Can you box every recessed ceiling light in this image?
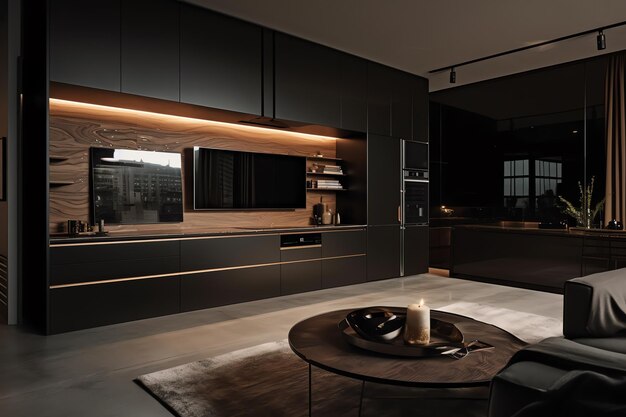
[572,130,579,134]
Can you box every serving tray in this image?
[339,307,465,358]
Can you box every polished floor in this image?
[0,273,562,417]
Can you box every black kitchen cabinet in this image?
[391,71,413,140]
[367,62,392,136]
[322,256,366,288]
[322,230,367,257]
[404,225,429,276]
[367,225,401,281]
[180,235,279,271]
[50,277,180,334]
[339,53,368,132]
[49,0,121,91]
[274,33,341,127]
[368,134,401,225]
[121,0,179,101]
[181,265,281,311]
[180,4,262,115]
[281,261,322,295]
[412,76,429,142]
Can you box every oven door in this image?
[404,141,428,171]
[403,179,428,224]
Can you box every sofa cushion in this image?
[573,336,626,355]
[564,268,626,338]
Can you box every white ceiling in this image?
[188,0,626,91]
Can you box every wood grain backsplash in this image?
[49,99,338,233]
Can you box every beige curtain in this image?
[605,54,626,224]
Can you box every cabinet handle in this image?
[398,205,402,223]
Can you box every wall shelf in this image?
[307,188,346,192]
[49,155,69,162]
[306,172,346,177]
[50,180,75,187]
[306,156,343,162]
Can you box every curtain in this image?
[604,54,626,224]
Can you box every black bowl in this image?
[346,307,406,342]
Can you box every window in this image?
[535,159,562,197]
[504,159,529,208]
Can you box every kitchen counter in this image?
[49,224,367,245]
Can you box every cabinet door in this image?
[367,225,401,281]
[121,0,179,101]
[412,76,429,142]
[50,0,121,91]
[274,33,341,127]
[322,230,367,257]
[281,261,322,295]
[322,256,366,288]
[391,70,413,140]
[368,134,401,225]
[180,4,262,115]
[339,53,367,132]
[367,62,391,136]
[404,225,429,275]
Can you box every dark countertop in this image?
[49,224,367,245]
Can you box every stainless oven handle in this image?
[404,179,429,183]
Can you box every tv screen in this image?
[90,148,183,224]
[193,147,306,210]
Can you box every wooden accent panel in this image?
[49,99,337,233]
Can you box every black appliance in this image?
[280,233,322,248]
[90,148,183,224]
[193,147,306,210]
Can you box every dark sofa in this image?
[488,268,626,417]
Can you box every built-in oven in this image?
[403,172,428,224]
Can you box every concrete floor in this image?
[0,273,563,417]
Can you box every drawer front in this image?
[180,265,281,311]
[51,256,179,286]
[321,230,366,257]
[280,246,322,262]
[281,260,321,295]
[50,240,180,265]
[49,276,180,334]
[321,255,366,288]
[180,235,280,271]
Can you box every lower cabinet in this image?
[181,265,281,311]
[281,261,322,295]
[322,255,366,288]
[404,225,429,276]
[50,277,180,334]
[367,226,401,281]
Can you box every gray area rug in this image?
[136,303,562,417]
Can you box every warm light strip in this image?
[48,253,366,289]
[279,244,322,251]
[49,98,339,143]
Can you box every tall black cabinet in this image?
[367,134,402,280]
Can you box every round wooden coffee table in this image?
[288,309,526,416]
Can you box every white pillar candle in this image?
[404,299,430,345]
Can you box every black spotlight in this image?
[597,30,606,50]
[450,67,456,84]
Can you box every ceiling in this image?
[188,0,626,91]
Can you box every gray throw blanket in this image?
[571,270,626,337]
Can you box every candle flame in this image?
[419,298,424,306]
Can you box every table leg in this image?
[358,380,365,417]
[308,363,312,417]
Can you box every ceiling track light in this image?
[449,67,456,84]
[429,20,626,80]
[597,30,606,50]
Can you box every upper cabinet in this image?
[50,0,121,91]
[274,34,341,128]
[367,63,429,141]
[339,54,368,132]
[121,0,180,101]
[180,5,263,115]
[412,76,429,142]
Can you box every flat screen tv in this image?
[90,148,183,224]
[193,146,306,210]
